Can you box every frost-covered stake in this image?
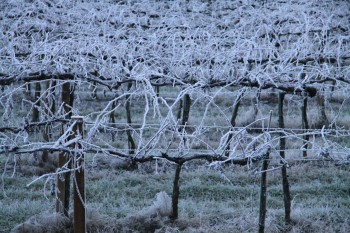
[259,111,272,233]
[278,92,291,225]
[71,116,86,233]
[301,92,309,157]
[258,148,270,233]
[56,82,75,217]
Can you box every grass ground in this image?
[0,156,349,232]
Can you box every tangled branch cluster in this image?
[0,0,350,171]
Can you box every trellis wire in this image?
[84,122,350,133]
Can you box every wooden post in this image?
[32,82,41,122]
[71,116,86,233]
[56,150,71,217]
[155,86,160,98]
[278,93,291,225]
[56,82,75,216]
[258,151,269,233]
[125,82,136,155]
[176,99,183,121]
[316,94,329,128]
[301,96,309,157]
[178,94,191,144]
[258,112,272,233]
[181,94,191,128]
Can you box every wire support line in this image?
[2,119,350,133]
[72,88,350,95]
[83,122,350,133]
[92,147,349,154]
[4,126,350,138]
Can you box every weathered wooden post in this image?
[278,93,291,225]
[32,82,41,122]
[56,82,75,216]
[258,111,272,233]
[71,116,86,233]
[301,95,309,157]
[258,150,269,233]
[56,148,71,217]
[125,82,136,155]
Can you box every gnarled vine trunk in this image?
[170,163,183,220]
